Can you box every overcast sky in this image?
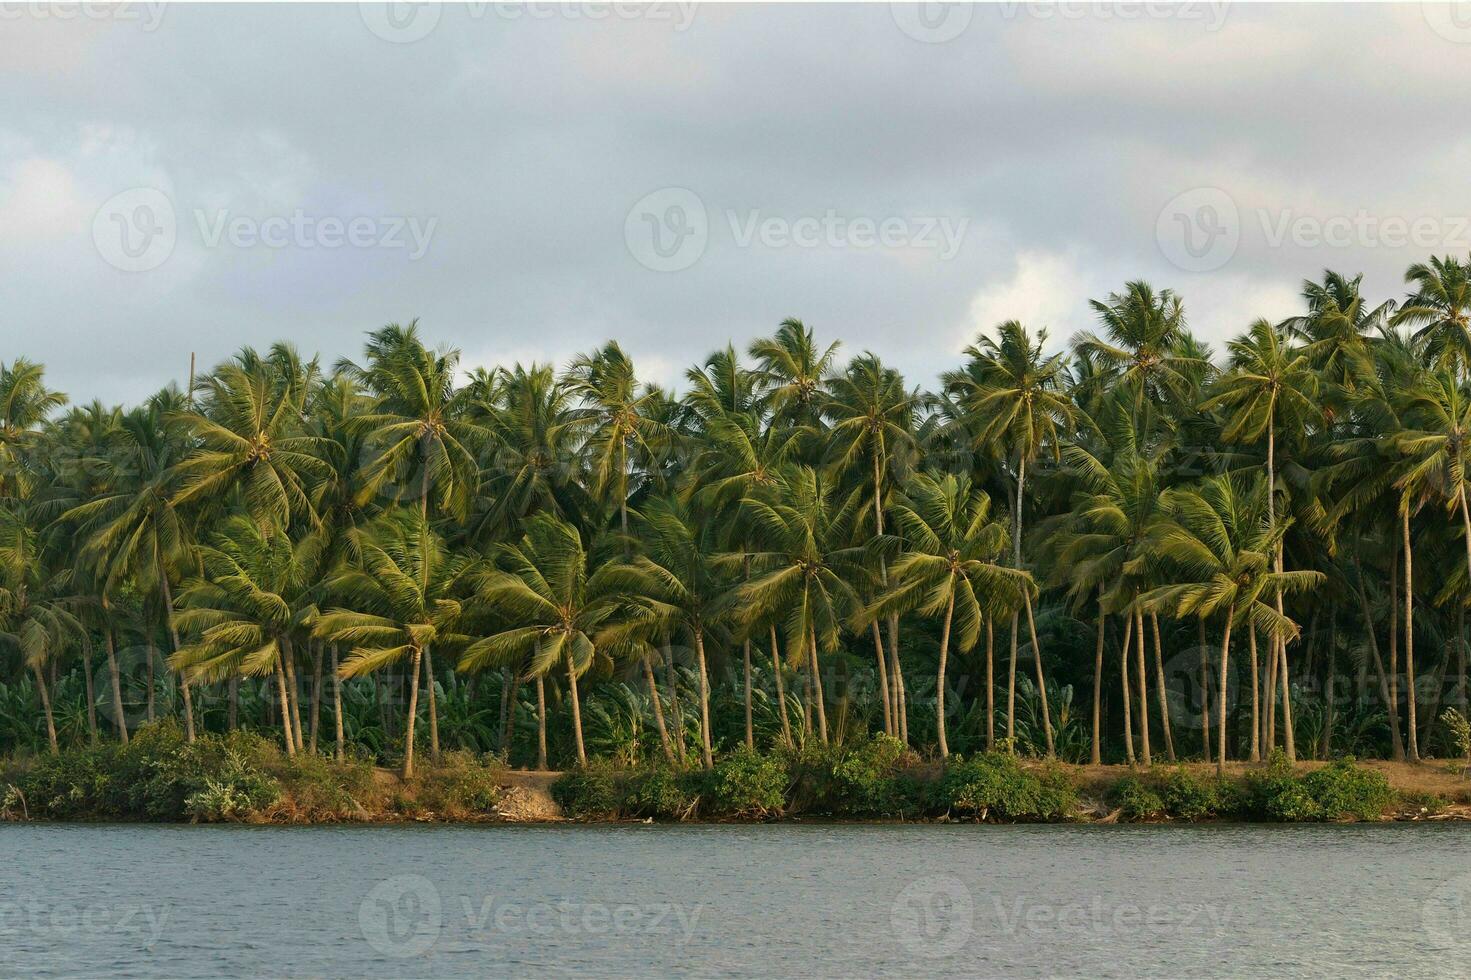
[5,2,1471,404]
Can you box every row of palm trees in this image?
[6,259,1471,776]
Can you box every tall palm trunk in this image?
[643,654,675,763]
[871,622,892,737]
[1090,597,1105,765]
[282,636,305,753]
[402,646,423,778]
[502,674,521,760]
[769,624,793,748]
[1277,633,1296,762]
[423,645,440,764]
[1024,594,1055,758]
[1404,505,1420,761]
[535,675,549,770]
[158,571,195,743]
[870,451,896,738]
[82,637,98,746]
[889,620,908,744]
[1353,558,1405,760]
[694,628,714,769]
[106,628,127,744]
[743,637,755,750]
[1216,606,1235,776]
[936,590,955,758]
[809,627,829,744]
[1120,612,1136,765]
[663,642,686,763]
[567,653,587,766]
[1007,614,1019,752]
[1012,455,1054,756]
[1267,421,1295,763]
[1151,612,1175,761]
[985,617,995,752]
[309,645,323,755]
[1248,627,1261,762]
[274,658,296,757]
[33,663,58,754]
[330,644,345,762]
[1389,542,1400,750]
[1134,607,1151,766]
[1198,619,1209,762]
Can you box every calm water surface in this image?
[4,823,1470,977]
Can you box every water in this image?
[3,823,1469,978]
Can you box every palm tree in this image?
[1141,475,1322,774]
[942,319,1073,756]
[0,358,67,499]
[749,318,840,430]
[459,514,624,766]
[739,467,864,745]
[1282,270,1393,397]
[870,472,1028,756]
[317,510,470,777]
[1078,281,1204,413]
[1393,255,1471,374]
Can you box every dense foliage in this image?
[6,264,1471,779]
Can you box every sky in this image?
[5,2,1471,405]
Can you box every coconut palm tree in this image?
[869,472,1028,756]
[0,358,67,500]
[749,318,840,431]
[1393,255,1471,374]
[317,509,471,777]
[1077,281,1204,413]
[1141,475,1323,774]
[942,319,1073,756]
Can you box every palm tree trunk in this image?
[809,627,829,744]
[1389,540,1400,749]
[402,646,423,778]
[497,669,511,752]
[1265,626,1278,751]
[1248,627,1261,762]
[282,636,305,753]
[770,624,792,748]
[1353,558,1405,760]
[106,627,127,744]
[1023,593,1055,758]
[694,628,714,769]
[870,450,896,739]
[1134,607,1151,766]
[1007,612,1019,752]
[1404,505,1420,761]
[82,637,98,746]
[889,619,908,744]
[158,571,195,743]
[423,645,440,764]
[566,654,587,766]
[330,644,345,762]
[871,622,892,737]
[643,654,675,763]
[1277,633,1296,762]
[663,642,687,762]
[936,590,955,758]
[985,617,995,752]
[310,644,323,755]
[274,658,296,757]
[1198,619,1209,761]
[502,673,521,760]
[1320,614,1337,759]
[33,663,58,754]
[1091,600,1104,765]
[743,638,755,750]
[535,675,549,770]
[1120,611,1136,765]
[1151,612,1175,762]
[1217,606,1235,776]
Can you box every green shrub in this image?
[704,749,786,818]
[936,753,1077,821]
[417,752,503,816]
[551,763,622,819]
[1244,751,1321,821]
[1111,776,1165,820]
[624,765,697,820]
[1301,759,1393,821]
[1159,767,1240,820]
[827,735,910,816]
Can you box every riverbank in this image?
[4,725,1469,825]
